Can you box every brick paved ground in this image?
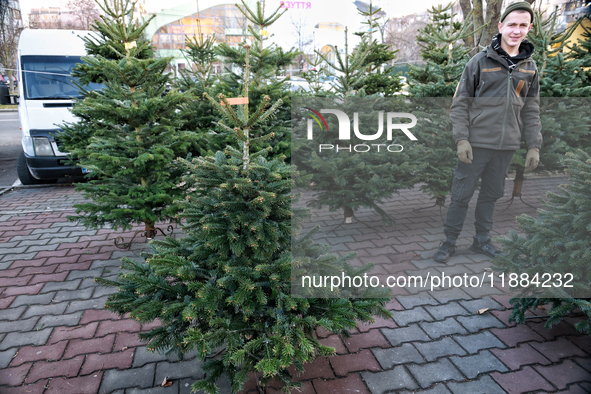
[0,176,590,393]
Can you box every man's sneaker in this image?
[469,239,503,258]
[434,241,456,263]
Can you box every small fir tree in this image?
[293,24,423,224]
[98,45,391,393]
[495,149,591,334]
[59,0,196,234]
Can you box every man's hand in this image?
[524,148,540,173]
[457,140,473,164]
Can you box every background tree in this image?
[60,0,196,235]
[290,13,313,73]
[0,0,23,95]
[66,0,101,30]
[458,0,529,53]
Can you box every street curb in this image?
[0,108,18,112]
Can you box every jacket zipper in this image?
[499,60,529,149]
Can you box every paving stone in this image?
[490,325,545,347]
[529,337,588,363]
[452,331,507,355]
[490,366,554,394]
[424,302,470,321]
[0,317,39,333]
[99,363,155,392]
[419,317,468,339]
[361,366,419,393]
[2,283,44,297]
[449,350,508,379]
[0,328,52,350]
[81,348,135,375]
[456,313,505,333]
[78,277,100,289]
[114,332,146,351]
[381,324,430,347]
[407,359,464,389]
[458,298,503,313]
[96,319,142,337]
[9,292,56,308]
[533,359,591,390]
[399,385,452,394]
[21,302,68,318]
[489,343,551,370]
[0,348,18,369]
[528,320,581,341]
[342,329,390,353]
[66,268,103,281]
[446,375,506,394]
[10,342,68,366]
[35,312,82,329]
[397,296,439,309]
[65,295,108,313]
[26,356,84,383]
[133,346,178,367]
[311,373,370,394]
[126,381,180,394]
[52,287,94,303]
[154,359,205,383]
[40,279,81,293]
[414,337,467,362]
[391,307,433,327]
[329,349,381,376]
[0,363,32,386]
[79,309,121,325]
[372,343,424,369]
[0,306,26,321]
[0,380,48,394]
[45,371,103,394]
[293,356,334,381]
[318,334,348,355]
[48,322,98,344]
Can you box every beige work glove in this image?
[524,148,540,173]
[457,140,473,164]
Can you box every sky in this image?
[17,0,445,49]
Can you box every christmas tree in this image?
[407,3,474,208]
[495,149,591,334]
[98,45,391,393]
[59,0,196,235]
[293,24,423,224]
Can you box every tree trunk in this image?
[344,206,354,223]
[478,0,502,49]
[511,168,525,197]
[145,220,156,239]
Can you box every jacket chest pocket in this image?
[514,68,536,97]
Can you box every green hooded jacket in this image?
[450,38,543,151]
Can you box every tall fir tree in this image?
[59,0,196,234]
[495,149,591,334]
[407,3,474,208]
[212,0,298,160]
[98,45,391,393]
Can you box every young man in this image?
[434,1,543,263]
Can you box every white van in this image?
[16,29,101,184]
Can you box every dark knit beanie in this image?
[500,1,534,23]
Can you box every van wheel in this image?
[17,151,57,185]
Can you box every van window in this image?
[21,55,102,100]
